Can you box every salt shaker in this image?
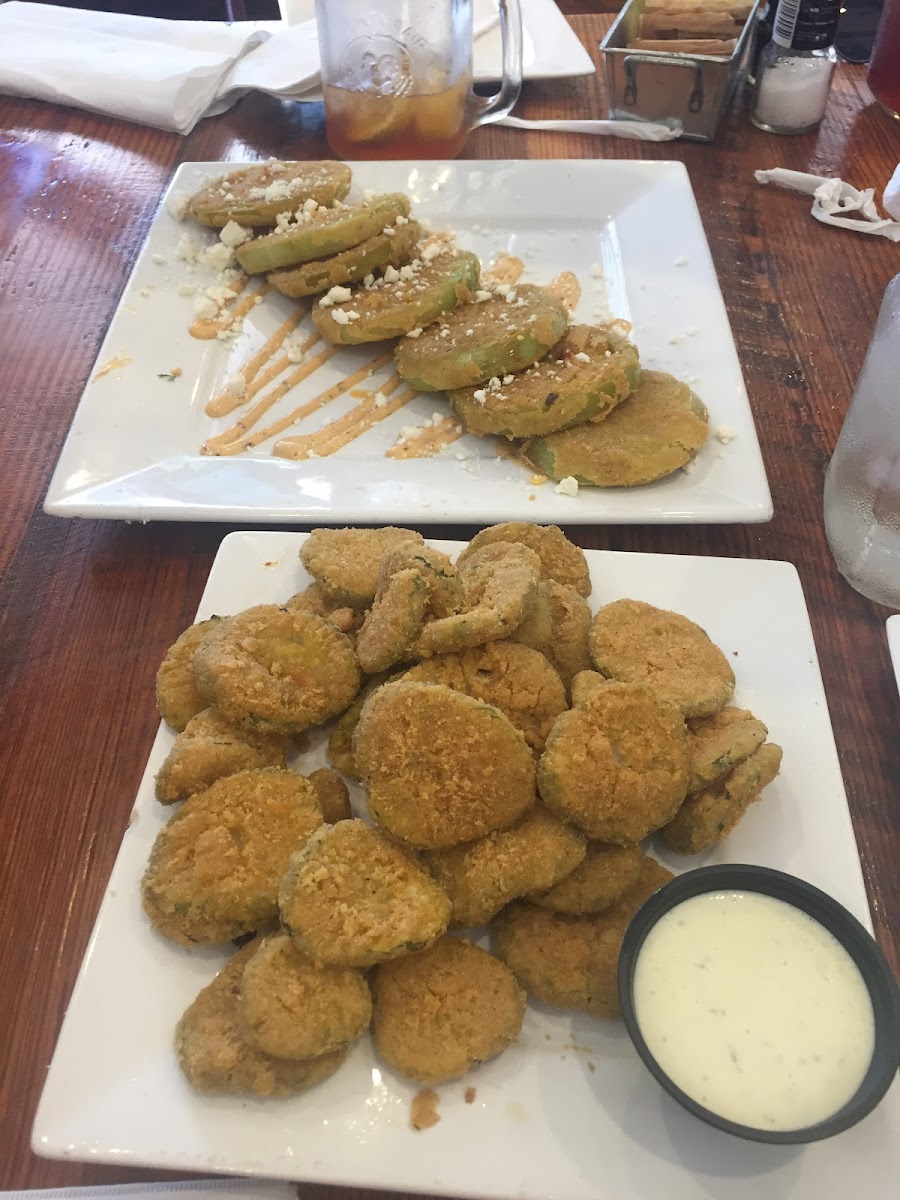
[751,0,841,134]
[824,275,900,609]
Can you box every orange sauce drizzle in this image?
[274,372,417,460]
[188,276,256,340]
[387,416,465,459]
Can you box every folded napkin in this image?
[755,165,900,242]
[497,115,683,141]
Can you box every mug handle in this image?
[470,0,524,128]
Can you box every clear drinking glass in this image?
[824,275,900,608]
[314,0,523,159]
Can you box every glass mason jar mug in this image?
[314,0,523,159]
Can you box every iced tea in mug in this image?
[868,0,900,119]
[315,0,523,159]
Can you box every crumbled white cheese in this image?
[177,282,195,297]
[383,265,401,284]
[224,372,246,398]
[406,327,423,339]
[193,296,218,319]
[715,425,737,444]
[374,391,388,408]
[248,178,296,204]
[574,351,591,363]
[176,233,200,262]
[421,242,443,262]
[669,333,685,345]
[198,242,235,271]
[590,263,604,278]
[167,190,190,221]
[475,290,493,303]
[323,285,353,305]
[395,214,409,225]
[554,476,579,497]
[473,389,487,403]
[502,375,514,385]
[219,220,252,248]
[674,256,689,267]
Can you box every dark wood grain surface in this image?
[1,11,898,1195]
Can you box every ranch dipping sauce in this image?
[633,890,876,1131]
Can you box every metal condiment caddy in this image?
[600,0,762,142]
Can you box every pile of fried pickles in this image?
[187,161,710,484]
[144,523,782,1099]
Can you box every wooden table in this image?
[1,11,898,1195]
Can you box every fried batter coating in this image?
[402,641,567,754]
[142,768,323,946]
[299,527,423,608]
[279,819,451,967]
[509,580,552,652]
[326,673,395,780]
[659,742,783,854]
[285,582,365,638]
[457,523,591,598]
[372,936,526,1084]
[544,582,592,689]
[377,540,463,619]
[155,617,223,732]
[423,805,586,927]
[415,543,540,657]
[570,670,609,705]
[537,682,689,844]
[531,842,644,915]
[356,568,429,674]
[194,605,360,735]
[493,858,672,1017]
[306,767,352,823]
[154,708,290,805]
[355,681,536,849]
[589,598,735,718]
[239,933,371,1060]
[175,943,347,1097]
[686,707,769,795]
[186,161,352,228]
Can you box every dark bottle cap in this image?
[773,0,841,50]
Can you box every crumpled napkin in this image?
[497,115,683,141]
[755,164,900,242]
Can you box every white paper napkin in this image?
[497,115,683,140]
[755,165,900,242]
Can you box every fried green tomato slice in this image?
[394,285,568,392]
[193,605,360,735]
[530,842,645,915]
[279,819,451,967]
[239,933,371,1060]
[186,161,352,228]
[372,936,526,1084]
[543,582,593,690]
[300,526,424,608]
[450,324,640,439]
[312,248,480,345]
[415,543,541,658]
[457,522,592,598]
[402,641,567,754]
[523,370,709,487]
[356,568,429,674]
[659,742,783,854]
[142,768,324,946]
[155,617,223,732]
[268,220,421,299]
[589,598,735,719]
[175,943,347,1097]
[306,766,353,824]
[154,707,290,805]
[686,707,769,796]
[423,805,586,927]
[493,859,673,1017]
[537,682,689,844]
[355,681,536,849]
[236,193,412,274]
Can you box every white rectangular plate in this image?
[277,0,597,83]
[34,532,896,1197]
[888,616,900,694]
[44,160,772,525]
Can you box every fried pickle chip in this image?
[450,324,640,439]
[569,670,609,705]
[356,568,429,674]
[175,943,347,1096]
[268,220,421,298]
[522,370,709,487]
[306,766,352,824]
[394,285,568,392]
[326,672,396,780]
[402,641,567,754]
[355,681,536,848]
[285,581,365,638]
[494,858,673,1017]
[194,605,360,735]
[531,842,645,915]
[659,742,783,854]
[372,936,526,1084]
[457,523,591,597]
[142,768,323,946]
[537,682,689,844]
[280,819,451,967]
[154,708,290,805]
[311,249,480,345]
[589,598,735,718]
[155,617,223,732]
[423,805,586,927]
[508,579,553,653]
[686,707,769,795]
[544,582,593,689]
[236,193,412,274]
[187,161,352,228]
[300,526,424,608]
[239,933,371,1060]
[377,540,463,619]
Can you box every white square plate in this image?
[888,615,900,694]
[44,160,772,525]
[33,533,897,1198]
